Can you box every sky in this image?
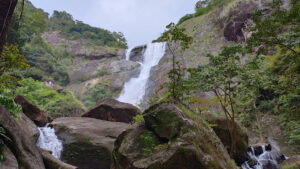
[30,0,199,48]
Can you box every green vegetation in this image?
[49,10,127,48]
[139,131,159,156]
[133,115,145,124]
[161,0,300,154]
[177,0,232,25]
[15,78,86,118]
[82,81,114,108]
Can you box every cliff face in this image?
[42,31,140,107]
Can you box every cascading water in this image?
[36,124,63,159]
[117,42,166,107]
[241,144,287,169]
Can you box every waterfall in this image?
[241,144,287,169]
[117,42,166,107]
[36,124,63,159]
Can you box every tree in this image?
[185,45,254,157]
[0,0,19,56]
[159,22,192,101]
[246,0,300,117]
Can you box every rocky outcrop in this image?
[111,103,237,169]
[208,118,249,165]
[14,95,52,127]
[17,113,40,142]
[280,155,300,169]
[129,45,146,62]
[82,98,141,123]
[51,117,129,169]
[0,105,46,169]
[224,1,257,43]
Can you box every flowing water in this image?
[117,42,166,107]
[36,124,63,159]
[241,144,287,169]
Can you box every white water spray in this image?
[37,124,63,159]
[117,42,166,106]
[241,144,287,169]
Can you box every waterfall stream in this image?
[241,144,287,169]
[36,124,63,159]
[117,42,166,106]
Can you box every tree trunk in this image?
[0,105,46,169]
[0,0,18,57]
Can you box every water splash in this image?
[36,124,63,159]
[117,42,166,107]
[241,144,287,169]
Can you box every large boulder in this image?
[17,112,40,142]
[111,103,238,169]
[14,95,52,127]
[280,155,300,169]
[51,117,129,169]
[208,118,249,166]
[82,98,141,123]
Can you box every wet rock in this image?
[14,95,52,127]
[111,103,238,169]
[265,144,272,151]
[207,118,249,166]
[82,98,141,123]
[51,117,129,169]
[247,159,258,168]
[129,45,147,62]
[254,145,264,156]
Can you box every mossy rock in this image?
[111,102,238,169]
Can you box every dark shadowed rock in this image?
[111,103,238,169]
[265,144,272,151]
[14,95,52,127]
[129,45,146,62]
[208,118,249,166]
[51,117,129,169]
[224,1,257,43]
[39,148,77,169]
[82,98,141,123]
[254,145,264,156]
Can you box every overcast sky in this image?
[30,0,198,48]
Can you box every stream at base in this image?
[36,124,63,159]
[241,144,287,169]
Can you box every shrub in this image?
[15,78,85,117]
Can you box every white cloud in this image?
[30,0,198,47]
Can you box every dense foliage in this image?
[49,10,127,48]
[15,78,86,118]
[171,0,300,149]
[82,81,115,108]
[6,0,127,86]
[177,0,232,25]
